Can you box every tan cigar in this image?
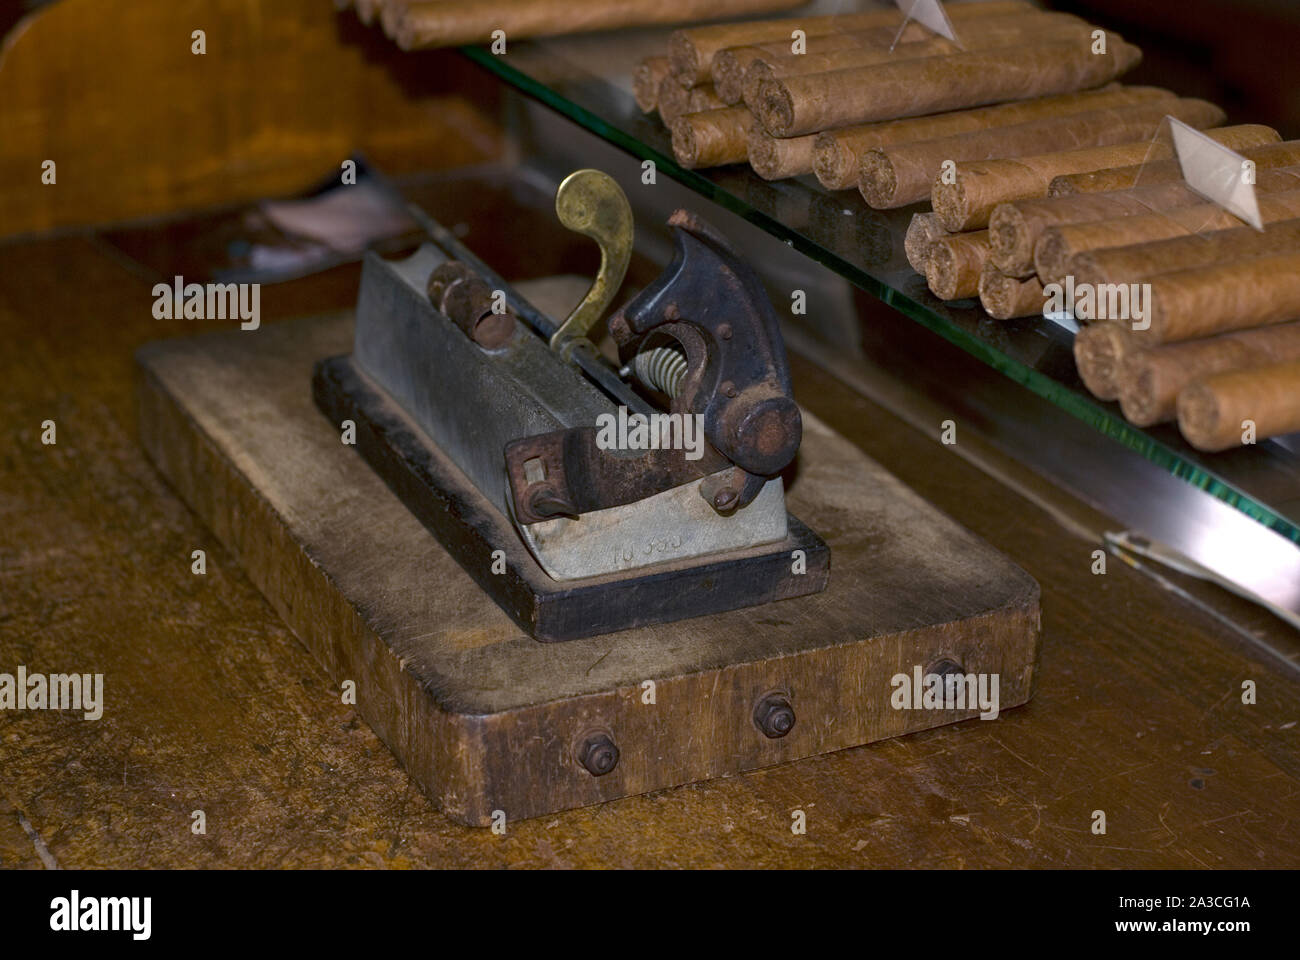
[395,0,808,50]
[738,33,956,109]
[812,85,1173,191]
[1118,322,1300,427]
[757,37,1142,138]
[926,232,991,301]
[715,31,897,105]
[989,178,1220,278]
[748,130,816,180]
[905,212,950,274]
[1072,216,1300,290]
[668,0,1033,87]
[1138,251,1300,344]
[1074,322,1139,401]
[1003,165,1300,279]
[979,264,1046,319]
[1050,140,1300,195]
[1177,361,1300,451]
[1035,188,1300,285]
[658,79,725,126]
[933,122,1277,232]
[860,98,1222,211]
[672,107,753,169]
[635,57,673,114]
[738,11,1091,109]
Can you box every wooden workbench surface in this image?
[2,211,1299,868]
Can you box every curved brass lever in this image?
[549,169,633,360]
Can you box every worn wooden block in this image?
[135,311,1041,826]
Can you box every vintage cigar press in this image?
[313,169,829,641]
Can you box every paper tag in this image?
[891,0,961,51]
[1168,118,1264,231]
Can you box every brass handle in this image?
[549,169,633,359]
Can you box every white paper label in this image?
[1169,118,1264,231]
[892,0,961,50]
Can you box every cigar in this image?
[668,0,1033,87]
[988,178,1221,278]
[926,232,991,301]
[757,37,1143,138]
[748,130,816,180]
[933,122,1277,232]
[1050,139,1300,195]
[672,107,753,169]
[715,31,892,105]
[394,0,807,49]
[635,57,673,114]
[859,98,1220,211]
[1177,360,1300,451]
[741,33,956,111]
[904,213,950,274]
[812,85,1174,191]
[738,11,1091,110]
[1119,322,1300,427]
[1074,322,1139,401]
[1071,215,1300,290]
[658,79,725,126]
[1035,188,1300,285]
[979,263,1046,319]
[1139,251,1300,344]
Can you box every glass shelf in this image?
[459,19,1300,548]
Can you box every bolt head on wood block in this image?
[135,312,1041,826]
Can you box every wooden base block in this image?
[136,311,1041,826]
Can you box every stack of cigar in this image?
[339,0,807,50]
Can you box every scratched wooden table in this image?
[2,189,1299,868]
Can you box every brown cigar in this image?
[1050,140,1300,195]
[989,178,1225,278]
[1035,188,1300,285]
[635,57,673,114]
[395,0,808,50]
[1072,215,1300,290]
[1074,322,1139,401]
[658,79,725,126]
[668,0,1033,87]
[1118,322,1300,427]
[672,107,753,169]
[905,213,950,274]
[738,11,1091,110]
[859,98,1221,211]
[933,122,1276,232]
[812,85,1173,191]
[1177,361,1300,451]
[979,264,1046,319]
[926,232,991,301]
[1139,251,1300,344]
[757,37,1142,138]
[715,31,895,105]
[748,130,816,180]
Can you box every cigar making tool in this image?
[312,169,829,640]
